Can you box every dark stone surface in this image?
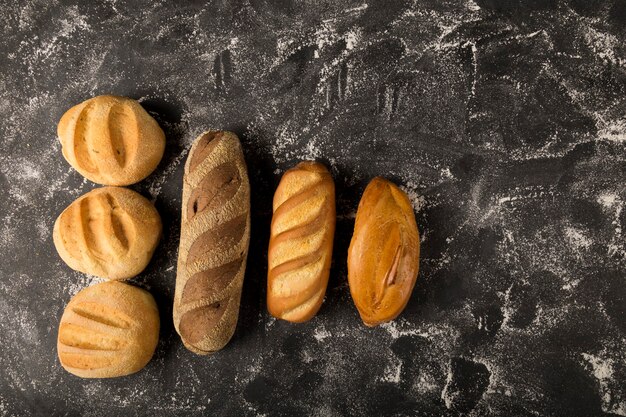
[1,0,625,416]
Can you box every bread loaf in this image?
[53,186,162,280]
[57,281,160,378]
[173,131,250,354]
[267,161,335,322]
[347,177,420,327]
[57,95,165,186]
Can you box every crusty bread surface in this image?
[267,161,335,322]
[53,186,162,280]
[57,281,160,378]
[347,177,420,327]
[173,130,250,354]
[57,95,165,186]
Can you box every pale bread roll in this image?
[57,95,165,186]
[57,281,160,378]
[173,130,250,354]
[53,186,162,280]
[267,161,336,322]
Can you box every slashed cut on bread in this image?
[173,131,250,354]
[267,161,335,322]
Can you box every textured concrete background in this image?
[0,0,625,416]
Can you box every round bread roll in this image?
[57,95,165,185]
[57,281,160,378]
[53,186,162,280]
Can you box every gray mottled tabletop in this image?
[1,0,625,416]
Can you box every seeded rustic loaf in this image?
[57,281,160,378]
[267,161,335,322]
[53,186,162,280]
[57,95,165,186]
[348,177,420,326]
[173,130,250,354]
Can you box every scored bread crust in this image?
[57,95,165,186]
[347,177,420,327]
[267,161,336,323]
[52,186,162,280]
[57,281,160,378]
[173,130,250,355]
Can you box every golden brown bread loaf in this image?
[347,177,420,327]
[267,161,335,322]
[53,186,162,280]
[173,131,250,354]
[57,281,160,378]
[57,95,165,186]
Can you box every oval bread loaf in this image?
[57,95,165,186]
[53,186,162,280]
[267,161,335,322]
[347,177,420,327]
[57,281,160,378]
[173,130,250,355]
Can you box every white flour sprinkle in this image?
[313,324,332,341]
[564,226,592,250]
[401,181,426,213]
[582,353,626,416]
[380,357,402,383]
[380,320,432,340]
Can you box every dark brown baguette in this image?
[173,130,250,354]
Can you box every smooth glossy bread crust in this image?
[53,186,162,280]
[347,177,420,327]
[267,161,336,322]
[57,95,165,186]
[57,281,160,378]
[173,130,250,355]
